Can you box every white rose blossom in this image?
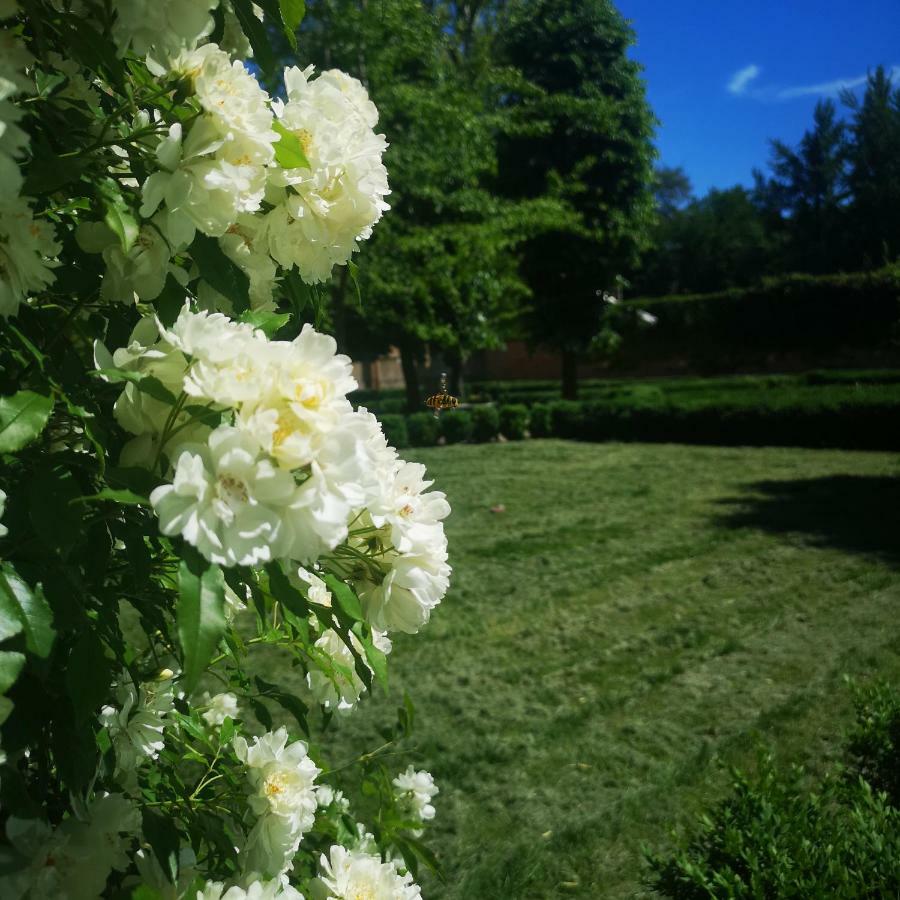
[392,766,439,825]
[197,877,304,900]
[0,488,7,538]
[264,65,390,284]
[315,845,422,900]
[202,691,240,726]
[234,727,320,877]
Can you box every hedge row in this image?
[374,385,900,451]
[618,265,900,370]
[648,681,900,897]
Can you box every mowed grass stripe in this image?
[257,440,900,898]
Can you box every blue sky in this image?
[618,0,900,197]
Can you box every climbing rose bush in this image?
[0,2,446,897]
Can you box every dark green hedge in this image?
[622,265,900,370]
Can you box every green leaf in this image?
[132,887,165,900]
[279,0,305,35]
[240,309,292,337]
[0,651,25,694]
[0,391,54,454]
[254,675,309,735]
[219,716,235,745]
[266,564,310,619]
[74,488,148,506]
[0,564,55,657]
[142,809,180,885]
[177,558,226,696]
[190,234,250,314]
[232,0,277,75]
[103,196,139,255]
[65,633,112,720]
[272,120,311,170]
[323,574,364,622]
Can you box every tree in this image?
[757,99,849,273]
[843,66,900,268]
[495,0,657,399]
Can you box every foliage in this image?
[624,264,900,372]
[439,410,473,444]
[526,402,553,437]
[0,3,450,898]
[846,680,900,808]
[648,684,900,898]
[470,405,500,443]
[406,413,442,447]
[498,404,529,440]
[496,0,657,397]
[379,413,410,450]
[648,755,900,898]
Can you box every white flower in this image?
[638,309,658,325]
[141,121,268,243]
[315,845,421,900]
[202,691,239,726]
[233,727,320,830]
[307,627,391,712]
[237,325,357,470]
[357,544,451,635]
[99,674,174,781]
[0,197,61,318]
[110,0,217,69]
[369,461,451,554]
[198,876,304,900]
[233,727,320,876]
[0,794,140,900]
[0,488,7,538]
[263,66,390,283]
[392,766,438,824]
[314,784,349,812]
[175,44,277,163]
[150,425,298,568]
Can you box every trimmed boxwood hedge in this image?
[499,404,529,440]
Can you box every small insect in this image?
[425,372,459,418]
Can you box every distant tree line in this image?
[633,67,900,297]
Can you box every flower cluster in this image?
[0,3,443,898]
[0,10,60,318]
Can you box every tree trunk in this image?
[561,349,578,400]
[400,341,422,413]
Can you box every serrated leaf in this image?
[219,716,235,744]
[323,574,364,622]
[272,120,311,170]
[0,564,55,657]
[177,558,226,696]
[0,391,54,454]
[103,197,139,255]
[190,233,250,314]
[0,651,25,694]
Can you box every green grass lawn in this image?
[265,440,900,898]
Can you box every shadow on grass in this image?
[716,475,900,565]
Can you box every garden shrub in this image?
[471,405,500,442]
[648,756,900,898]
[846,680,900,807]
[441,409,474,444]
[529,402,554,437]
[549,401,586,439]
[380,413,410,449]
[407,412,441,446]
[648,682,900,898]
[499,403,529,440]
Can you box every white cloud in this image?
[727,64,761,96]
[775,64,900,100]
